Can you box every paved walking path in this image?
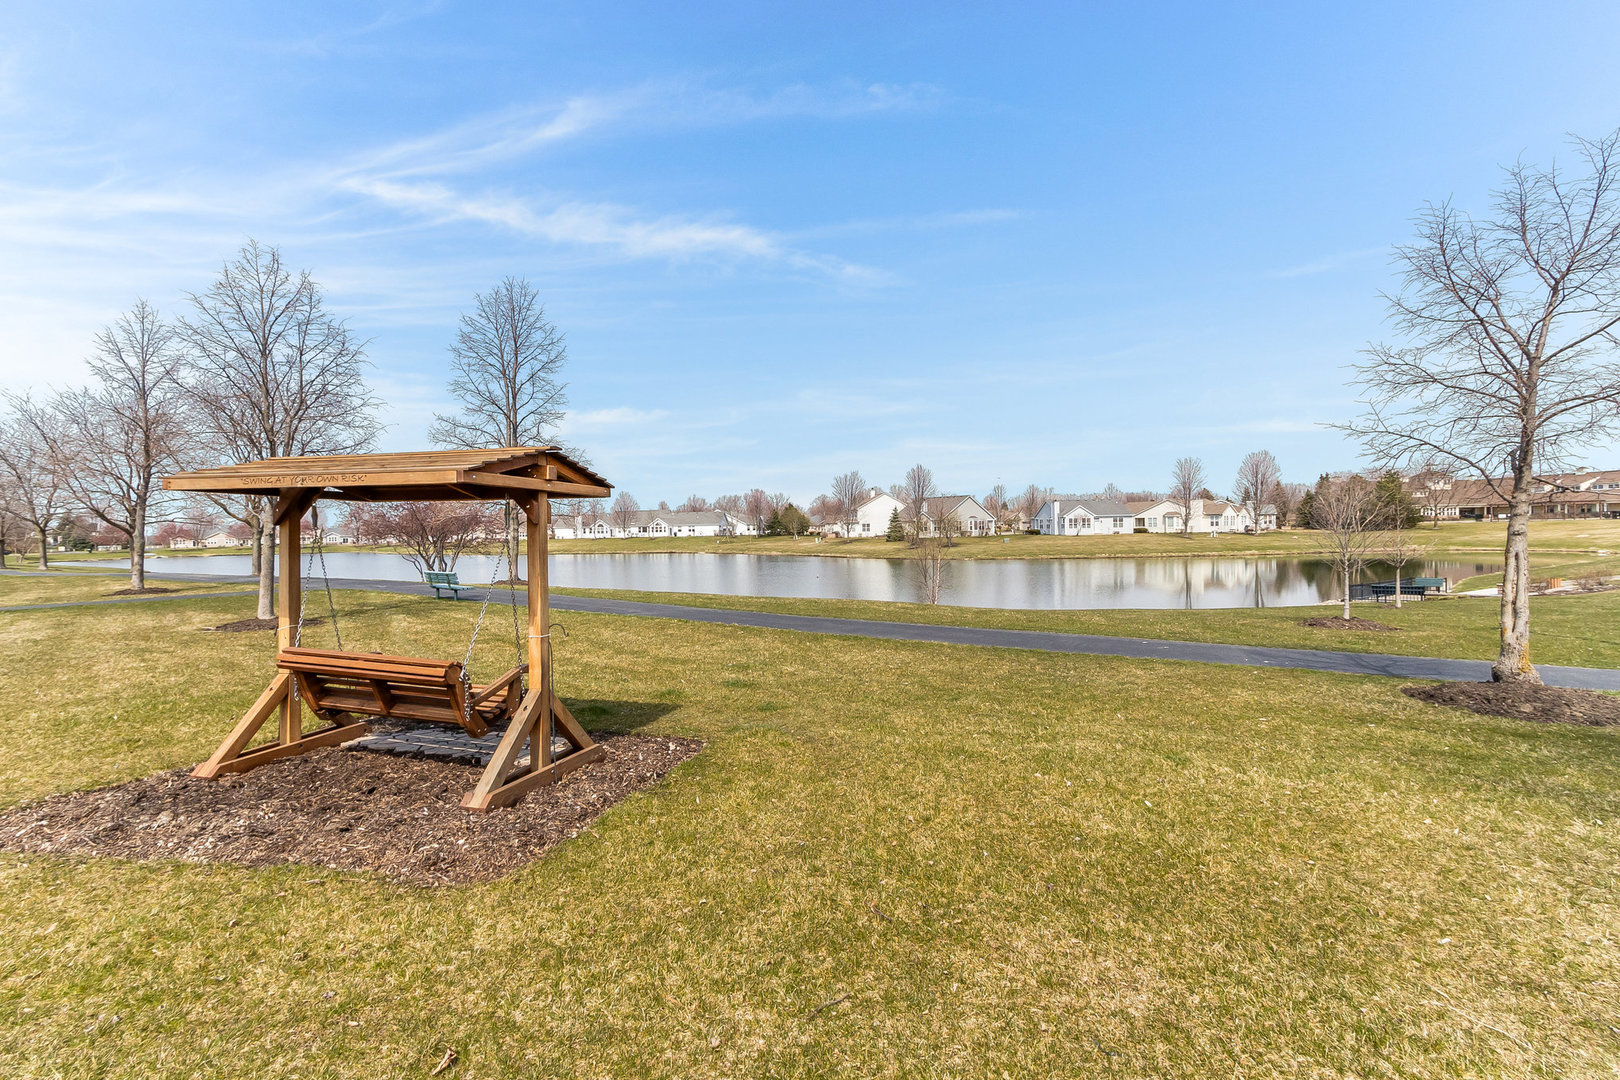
[6,567,1619,690]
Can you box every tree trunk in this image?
[35,524,50,569]
[1494,477,1539,683]
[1393,569,1402,608]
[250,521,262,577]
[130,501,146,591]
[507,504,522,581]
[1342,565,1351,620]
[257,506,276,621]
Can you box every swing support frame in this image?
[164,447,613,811]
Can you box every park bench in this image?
[424,570,471,599]
[276,646,526,738]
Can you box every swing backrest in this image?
[278,646,482,736]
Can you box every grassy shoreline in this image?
[11,518,1620,565]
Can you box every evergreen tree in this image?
[1373,470,1421,529]
[885,507,905,541]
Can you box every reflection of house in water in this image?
[1018,556,1499,610]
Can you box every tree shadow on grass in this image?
[564,698,681,735]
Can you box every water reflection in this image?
[125,551,1499,610]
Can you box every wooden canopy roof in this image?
[163,447,611,503]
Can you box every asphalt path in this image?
[6,567,1617,690]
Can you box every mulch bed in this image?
[1402,681,1620,727]
[108,586,177,596]
[0,733,702,886]
[1298,616,1401,631]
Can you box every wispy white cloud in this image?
[792,207,1022,241]
[260,3,447,58]
[342,78,941,182]
[565,406,674,431]
[337,176,889,280]
[1265,247,1385,279]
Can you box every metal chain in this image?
[460,533,508,725]
[507,501,524,672]
[293,512,342,651]
[316,529,342,651]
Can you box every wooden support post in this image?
[529,492,552,772]
[462,482,605,812]
[277,493,303,743]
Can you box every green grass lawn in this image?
[1,588,1617,1076]
[557,585,1620,669]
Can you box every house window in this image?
[1112,517,1125,529]
[1147,517,1158,528]
[862,522,871,533]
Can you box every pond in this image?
[128,551,1500,610]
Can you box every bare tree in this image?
[1344,131,1620,682]
[910,534,947,603]
[742,489,774,535]
[1015,484,1047,531]
[1269,481,1307,528]
[1233,450,1281,534]
[0,401,66,568]
[899,463,937,538]
[180,241,381,619]
[831,470,867,539]
[676,494,709,513]
[1311,474,1387,619]
[1170,456,1206,535]
[1383,495,1432,609]
[350,501,498,575]
[983,483,1008,532]
[429,276,569,577]
[32,301,187,590]
[713,493,744,516]
[609,491,640,534]
[1098,482,1126,502]
[806,494,840,528]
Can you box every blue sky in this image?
[4,2,1619,505]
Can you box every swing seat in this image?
[277,647,526,738]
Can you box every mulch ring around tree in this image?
[204,616,329,633]
[0,733,703,886]
[108,586,177,597]
[1402,681,1620,727]
[1298,615,1401,631]
[204,617,279,632]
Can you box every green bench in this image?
[424,570,472,599]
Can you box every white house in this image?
[1033,496,1136,535]
[849,492,906,538]
[201,530,247,548]
[561,509,749,539]
[922,495,995,537]
[1128,499,1256,534]
[845,492,995,538]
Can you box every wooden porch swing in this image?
[163,447,614,811]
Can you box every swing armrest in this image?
[469,664,528,707]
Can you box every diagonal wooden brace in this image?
[193,671,370,779]
[460,687,603,812]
